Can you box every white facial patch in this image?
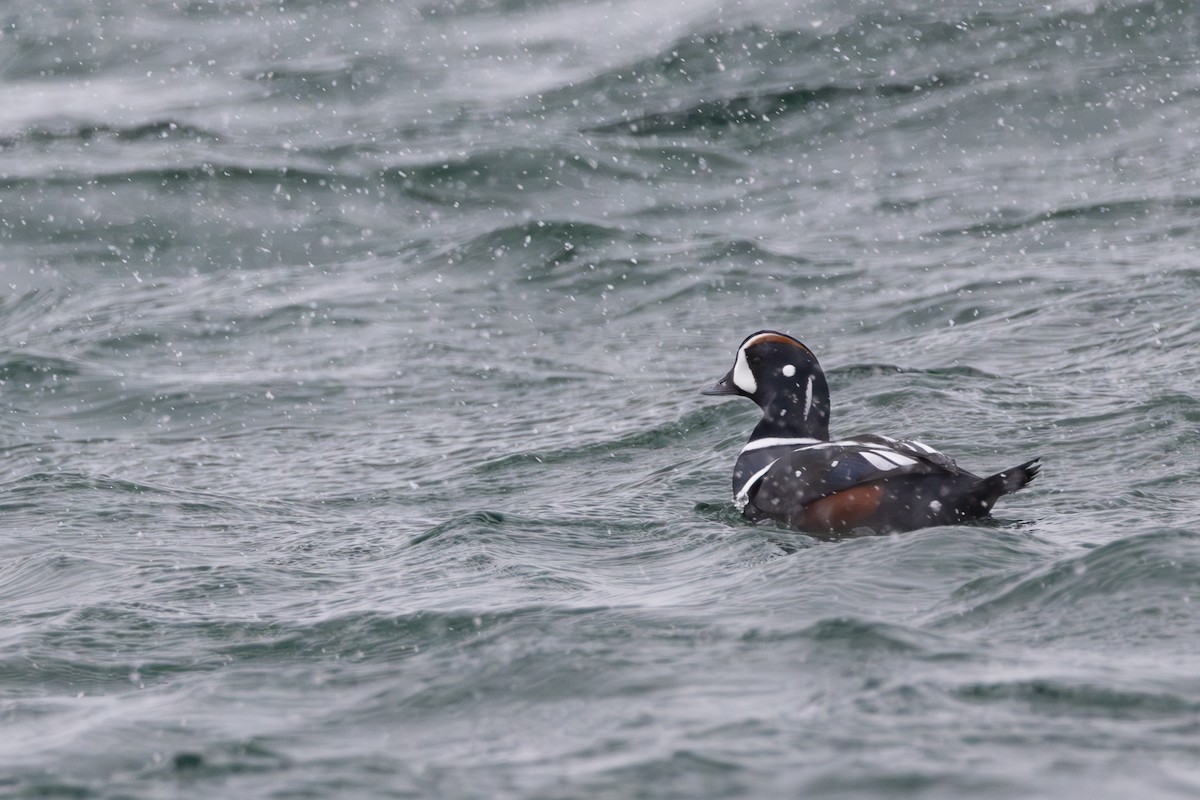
[781,364,796,377]
[732,345,757,394]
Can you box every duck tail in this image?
[978,457,1041,508]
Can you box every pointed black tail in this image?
[978,457,1041,509]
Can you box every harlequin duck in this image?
[702,330,1040,535]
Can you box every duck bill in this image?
[700,370,739,396]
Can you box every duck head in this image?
[702,330,831,440]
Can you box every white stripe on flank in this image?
[860,451,898,472]
[871,450,919,468]
[741,437,822,452]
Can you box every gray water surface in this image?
[3,1,1200,797]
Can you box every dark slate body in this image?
[704,331,1040,536]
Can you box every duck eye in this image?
[749,355,763,366]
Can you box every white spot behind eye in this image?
[781,364,796,377]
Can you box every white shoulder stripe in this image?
[735,459,779,511]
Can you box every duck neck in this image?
[751,375,831,440]
[750,411,829,441]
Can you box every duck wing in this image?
[743,436,967,521]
